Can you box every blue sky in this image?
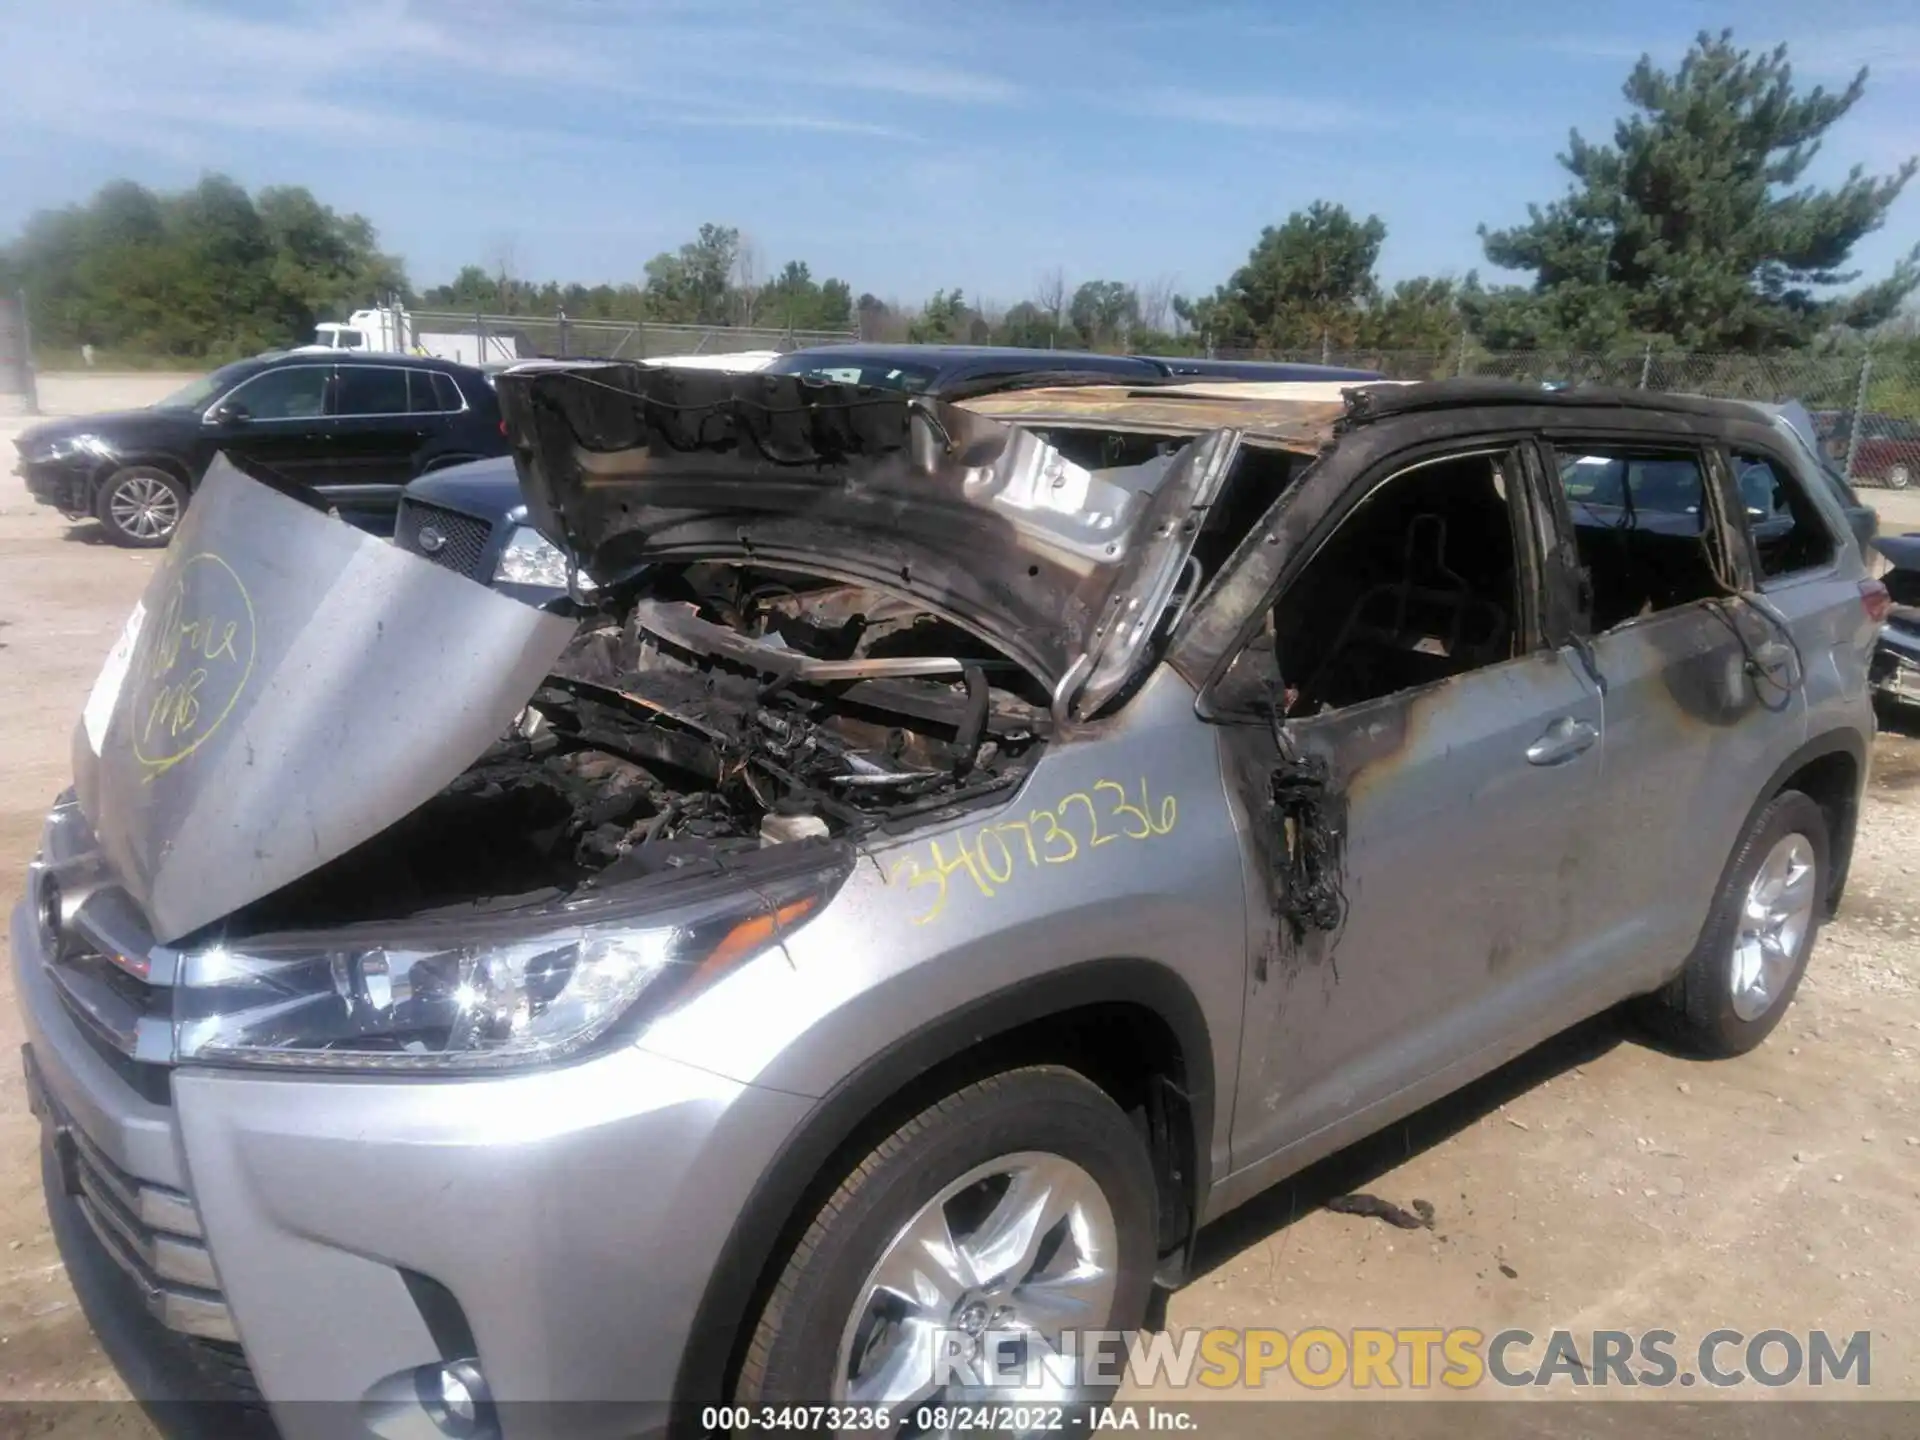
[1,0,1916,309]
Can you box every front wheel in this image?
[1635,789,1829,1057]
[95,465,188,547]
[1889,463,1912,490]
[735,1066,1159,1417]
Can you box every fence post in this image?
[557,308,569,358]
[14,289,40,415]
[1842,348,1875,486]
[1638,341,1652,390]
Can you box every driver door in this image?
[204,363,337,492]
[1194,439,1607,1183]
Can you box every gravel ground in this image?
[0,376,1915,1429]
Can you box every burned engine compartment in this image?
[233,563,1051,928]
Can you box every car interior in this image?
[1554,445,1727,631]
[1267,451,1519,716]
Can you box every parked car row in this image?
[12,352,506,544]
[18,361,1885,1426]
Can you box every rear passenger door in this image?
[1722,434,1866,755]
[325,363,430,524]
[1543,437,1807,995]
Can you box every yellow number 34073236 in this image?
[887,776,1177,926]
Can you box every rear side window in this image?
[335,366,411,416]
[1730,450,1835,579]
[409,370,463,413]
[1553,445,1722,632]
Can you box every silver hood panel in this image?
[73,458,577,944]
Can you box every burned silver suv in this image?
[16,370,1882,1437]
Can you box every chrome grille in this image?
[394,498,493,580]
[29,804,235,1343]
[32,1059,237,1343]
[37,873,175,1068]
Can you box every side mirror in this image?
[207,401,250,426]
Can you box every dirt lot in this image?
[0,376,1917,1425]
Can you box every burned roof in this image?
[960,380,1376,452]
[964,375,1787,451]
[1338,376,1779,425]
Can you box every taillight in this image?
[499,419,508,437]
[1860,577,1892,624]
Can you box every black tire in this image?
[735,1065,1159,1415]
[94,465,188,547]
[1636,789,1829,1057]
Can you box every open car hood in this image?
[73,457,577,943]
[494,363,1240,713]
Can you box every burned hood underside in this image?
[494,362,1227,703]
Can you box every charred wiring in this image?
[1267,704,1350,942]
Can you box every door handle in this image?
[1526,716,1598,766]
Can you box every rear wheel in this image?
[95,465,187,547]
[735,1066,1158,1420]
[1636,790,1829,1057]
[1890,463,1912,490]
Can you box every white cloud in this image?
[1130,89,1368,131]
[0,0,992,161]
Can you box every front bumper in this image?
[15,455,97,517]
[14,889,816,1439]
[1871,618,1920,704]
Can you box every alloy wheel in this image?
[1729,832,1817,1021]
[107,474,181,540]
[834,1151,1118,1409]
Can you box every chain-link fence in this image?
[401,308,857,363]
[1218,344,1920,489]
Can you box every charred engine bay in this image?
[235,565,1051,928]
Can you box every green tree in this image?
[1360,276,1466,352]
[994,300,1056,348]
[909,288,973,343]
[1,176,408,359]
[1177,202,1386,349]
[1477,29,1920,350]
[1068,279,1139,349]
[756,260,857,331]
[642,223,740,324]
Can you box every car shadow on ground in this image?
[60,522,117,546]
[1171,1009,1638,1299]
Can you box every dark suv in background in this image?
[392,343,1386,602]
[12,352,508,545]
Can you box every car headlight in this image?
[28,433,116,464]
[493,524,594,591]
[171,863,844,1072]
